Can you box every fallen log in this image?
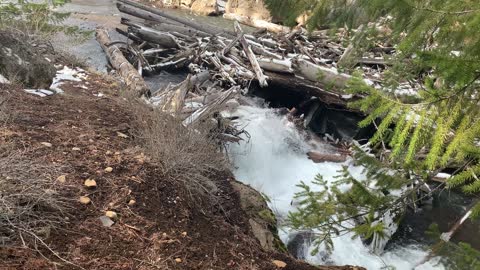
[223,13,290,34]
[96,27,150,97]
[234,21,268,87]
[183,86,238,126]
[265,71,352,107]
[117,2,180,25]
[258,58,293,74]
[292,58,351,90]
[122,19,180,49]
[118,0,236,38]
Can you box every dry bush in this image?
[0,150,69,247]
[128,97,228,201]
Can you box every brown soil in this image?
[0,71,361,270]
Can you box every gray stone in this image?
[99,216,114,227]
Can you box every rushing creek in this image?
[226,104,445,270]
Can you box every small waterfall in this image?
[227,103,445,270]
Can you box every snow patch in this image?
[49,66,88,93]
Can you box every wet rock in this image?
[286,231,315,260]
[225,0,271,20]
[0,31,56,88]
[231,181,285,252]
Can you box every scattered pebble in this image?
[181,232,187,237]
[105,211,118,219]
[128,199,136,206]
[175,258,182,263]
[72,147,81,151]
[272,260,287,268]
[57,175,66,183]
[117,132,128,138]
[79,196,91,204]
[84,179,97,188]
[40,142,52,147]
[104,167,113,173]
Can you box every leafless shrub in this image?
[0,150,69,247]
[128,98,228,201]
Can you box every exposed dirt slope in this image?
[0,72,361,270]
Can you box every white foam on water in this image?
[228,105,445,270]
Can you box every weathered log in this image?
[234,21,268,87]
[149,48,195,70]
[258,58,293,74]
[118,0,236,38]
[292,58,351,90]
[307,151,347,163]
[223,13,290,34]
[162,74,193,113]
[117,2,179,25]
[265,71,352,107]
[122,20,180,49]
[153,23,209,38]
[96,27,150,97]
[183,86,238,126]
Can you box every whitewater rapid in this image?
[227,104,444,270]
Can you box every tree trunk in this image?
[96,27,150,97]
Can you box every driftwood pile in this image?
[96,0,396,144]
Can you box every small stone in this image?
[99,216,114,227]
[181,232,187,237]
[40,142,52,147]
[105,211,118,219]
[128,199,136,206]
[79,196,91,204]
[272,260,287,268]
[175,258,182,263]
[72,147,81,151]
[117,132,128,138]
[57,175,66,183]
[84,179,97,188]
[106,150,112,155]
[104,167,113,173]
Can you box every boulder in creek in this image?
[225,0,271,21]
[0,31,56,89]
[191,0,219,16]
[230,180,286,252]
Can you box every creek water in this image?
[226,104,445,270]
